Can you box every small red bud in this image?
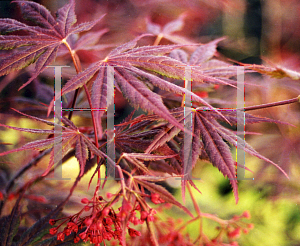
[102,207,110,217]
[64,228,72,236]
[242,210,251,219]
[49,219,56,225]
[81,197,89,204]
[67,222,75,228]
[79,232,87,240]
[242,228,249,234]
[106,192,113,199]
[247,223,254,229]
[228,227,241,239]
[84,218,93,226]
[128,228,141,237]
[49,227,57,235]
[151,193,164,204]
[140,211,148,221]
[232,215,240,221]
[57,232,65,241]
[8,193,15,200]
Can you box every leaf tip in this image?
[47,100,54,117]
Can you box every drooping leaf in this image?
[140,106,289,203]
[215,124,289,179]
[75,135,88,176]
[196,112,239,203]
[178,108,203,200]
[0,123,54,135]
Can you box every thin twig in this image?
[241,96,300,111]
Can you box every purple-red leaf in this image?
[15,0,60,35]
[115,67,185,131]
[196,112,239,203]
[69,14,106,34]
[124,153,177,161]
[0,123,54,135]
[0,0,105,89]
[73,29,109,51]
[146,14,193,45]
[58,36,232,130]
[189,37,225,65]
[205,109,292,126]
[75,135,88,176]
[0,138,54,157]
[91,66,107,130]
[56,0,76,37]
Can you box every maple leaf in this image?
[169,38,252,89]
[146,13,194,45]
[58,35,234,133]
[195,110,239,203]
[0,0,105,89]
[0,109,108,177]
[141,107,290,203]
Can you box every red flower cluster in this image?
[150,193,165,204]
[210,210,254,245]
[48,196,149,245]
[49,197,123,245]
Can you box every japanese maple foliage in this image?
[0,1,299,246]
